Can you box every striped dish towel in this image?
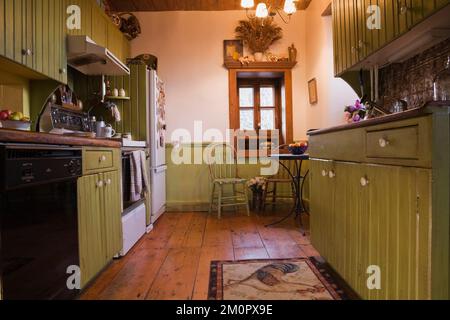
[130,151,149,202]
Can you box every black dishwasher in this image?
[0,144,82,300]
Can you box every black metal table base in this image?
[264,154,310,236]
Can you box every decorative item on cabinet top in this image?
[127,54,158,71]
[109,12,142,40]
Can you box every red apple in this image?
[1,110,13,116]
[0,111,9,121]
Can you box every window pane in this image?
[240,110,254,130]
[239,88,254,107]
[260,87,274,107]
[260,109,275,130]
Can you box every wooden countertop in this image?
[0,128,122,148]
[307,102,450,136]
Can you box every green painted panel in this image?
[13,0,22,63]
[103,170,123,259]
[166,143,309,211]
[77,173,106,288]
[0,0,4,56]
[431,109,450,300]
[384,0,396,43]
[42,0,49,79]
[34,0,43,73]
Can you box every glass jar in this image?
[434,56,450,101]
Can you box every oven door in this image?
[122,152,146,213]
[0,178,79,300]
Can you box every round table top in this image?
[269,153,310,160]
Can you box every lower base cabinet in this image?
[310,160,432,299]
[77,170,122,288]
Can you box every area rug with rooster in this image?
[208,258,355,300]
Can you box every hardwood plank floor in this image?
[81,210,317,300]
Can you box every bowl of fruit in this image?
[288,142,308,155]
[0,110,31,131]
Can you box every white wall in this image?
[131,10,307,141]
[131,6,357,141]
[304,0,358,132]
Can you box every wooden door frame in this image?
[228,68,294,144]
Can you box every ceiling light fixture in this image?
[242,0,298,24]
[255,3,269,18]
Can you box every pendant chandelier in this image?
[241,0,297,24]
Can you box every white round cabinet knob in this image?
[100,155,107,162]
[105,179,112,185]
[321,170,328,177]
[379,138,389,148]
[96,180,104,188]
[328,170,336,179]
[360,177,369,187]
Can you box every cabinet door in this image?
[103,170,123,260]
[310,159,335,262]
[77,174,107,288]
[333,162,365,294]
[2,0,22,63]
[91,5,108,47]
[332,0,344,75]
[361,165,432,300]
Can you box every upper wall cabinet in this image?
[332,0,450,76]
[0,0,130,84]
[0,0,67,83]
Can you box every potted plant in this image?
[247,177,267,211]
[235,17,283,62]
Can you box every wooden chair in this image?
[261,145,296,211]
[206,143,250,219]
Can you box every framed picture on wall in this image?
[308,78,318,104]
[224,40,244,62]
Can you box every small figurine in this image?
[288,43,297,62]
[239,56,255,66]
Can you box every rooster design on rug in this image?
[224,263,326,295]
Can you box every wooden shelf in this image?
[224,60,297,70]
[105,96,131,101]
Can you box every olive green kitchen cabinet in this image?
[77,148,122,288]
[0,0,129,83]
[311,160,432,300]
[0,0,67,83]
[332,0,450,75]
[309,108,449,300]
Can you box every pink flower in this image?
[353,114,361,122]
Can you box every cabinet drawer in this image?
[84,150,114,171]
[366,126,419,159]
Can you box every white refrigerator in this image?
[147,69,167,224]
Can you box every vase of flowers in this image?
[235,18,283,62]
[247,177,267,211]
[344,99,367,123]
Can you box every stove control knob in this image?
[68,159,81,175]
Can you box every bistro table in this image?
[266,153,310,234]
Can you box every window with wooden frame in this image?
[238,79,281,133]
[228,69,294,156]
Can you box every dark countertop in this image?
[0,128,122,148]
[307,101,450,136]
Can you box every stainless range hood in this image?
[67,35,130,76]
